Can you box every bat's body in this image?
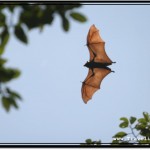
[84,61,112,69]
[81,25,115,104]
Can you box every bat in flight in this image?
[81,25,116,104]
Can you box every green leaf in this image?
[0,12,5,27]
[143,112,150,122]
[139,139,150,144]
[2,96,19,112]
[94,140,101,145]
[140,129,150,137]
[0,58,7,66]
[119,122,128,128]
[11,69,21,79]
[119,117,129,128]
[85,139,92,144]
[70,12,87,22]
[120,117,129,123]
[111,139,119,144]
[0,6,5,11]
[62,15,69,31]
[135,124,146,130]
[2,97,11,112]
[8,5,15,12]
[20,7,50,30]
[0,68,21,82]
[20,11,34,29]
[0,27,10,55]
[60,5,81,11]
[113,131,127,138]
[138,118,147,124]
[6,88,22,100]
[14,25,28,44]
[40,9,54,25]
[10,98,18,109]
[130,116,137,124]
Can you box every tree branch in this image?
[129,125,138,143]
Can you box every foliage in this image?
[0,3,87,112]
[82,112,150,146]
[0,57,22,112]
[81,139,101,146]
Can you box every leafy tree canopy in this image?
[82,112,150,146]
[0,3,87,112]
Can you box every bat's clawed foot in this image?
[112,62,116,64]
[111,70,115,73]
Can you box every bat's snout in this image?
[84,61,89,67]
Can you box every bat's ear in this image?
[84,61,88,66]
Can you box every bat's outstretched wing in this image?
[87,24,113,64]
[81,68,111,103]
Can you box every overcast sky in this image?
[0,4,150,144]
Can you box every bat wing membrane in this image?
[82,68,111,103]
[87,25,112,64]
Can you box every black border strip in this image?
[0,142,150,147]
[0,144,150,147]
[0,1,150,3]
[0,1,150,5]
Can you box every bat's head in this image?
[84,61,90,68]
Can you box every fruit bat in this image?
[81,25,115,104]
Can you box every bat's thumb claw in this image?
[113,62,116,63]
[111,71,115,73]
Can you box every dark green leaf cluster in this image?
[0,57,21,112]
[82,112,150,146]
[112,112,150,145]
[55,5,87,31]
[0,4,86,46]
[136,112,150,144]
[0,4,87,112]
[0,67,20,83]
[0,25,10,55]
[81,139,101,146]
[2,87,22,112]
